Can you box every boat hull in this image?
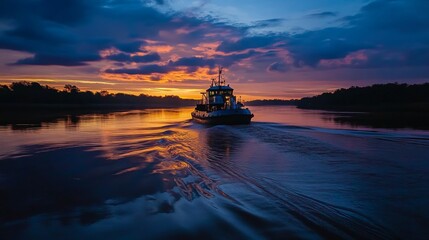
[191,109,253,125]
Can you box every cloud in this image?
[267,62,288,72]
[170,57,216,68]
[305,11,338,18]
[252,18,285,28]
[105,53,132,62]
[40,0,94,26]
[0,0,223,66]
[0,0,249,67]
[347,0,429,32]
[132,53,162,63]
[216,50,260,67]
[105,64,171,75]
[287,28,373,67]
[216,35,281,53]
[150,74,162,81]
[286,0,429,68]
[106,52,161,63]
[115,41,147,53]
[0,0,92,25]
[13,53,101,66]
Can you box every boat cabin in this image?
[195,67,244,112]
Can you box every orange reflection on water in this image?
[153,161,189,174]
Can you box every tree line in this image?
[0,81,196,108]
[296,83,429,111]
[2,81,429,111]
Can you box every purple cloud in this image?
[106,52,161,63]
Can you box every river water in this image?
[1,106,428,239]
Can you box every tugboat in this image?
[191,67,254,125]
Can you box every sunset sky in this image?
[0,0,428,100]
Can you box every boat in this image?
[191,67,254,125]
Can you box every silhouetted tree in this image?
[64,84,80,94]
[100,90,110,97]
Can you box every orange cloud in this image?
[143,45,174,53]
[99,66,215,98]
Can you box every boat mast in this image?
[218,66,223,86]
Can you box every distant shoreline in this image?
[0,103,195,111]
[2,81,429,114]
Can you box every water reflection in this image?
[0,145,163,222]
[2,106,428,132]
[1,112,81,131]
[1,107,428,239]
[205,127,243,162]
[251,106,429,131]
[331,112,429,130]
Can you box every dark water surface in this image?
[1,106,428,239]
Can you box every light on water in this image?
[1,106,428,239]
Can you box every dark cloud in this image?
[40,0,93,26]
[132,53,161,63]
[0,0,224,66]
[252,18,285,28]
[115,41,147,53]
[347,0,429,33]
[287,0,429,68]
[0,0,247,67]
[216,50,259,67]
[288,28,373,67]
[106,53,131,62]
[106,52,161,63]
[170,57,216,68]
[13,53,101,66]
[267,62,288,72]
[167,50,259,71]
[6,24,74,45]
[306,11,338,18]
[0,0,105,66]
[216,36,280,53]
[0,20,78,53]
[211,0,429,71]
[0,0,93,26]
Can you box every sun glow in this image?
[101,66,212,83]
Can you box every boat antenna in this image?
[218,66,223,86]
